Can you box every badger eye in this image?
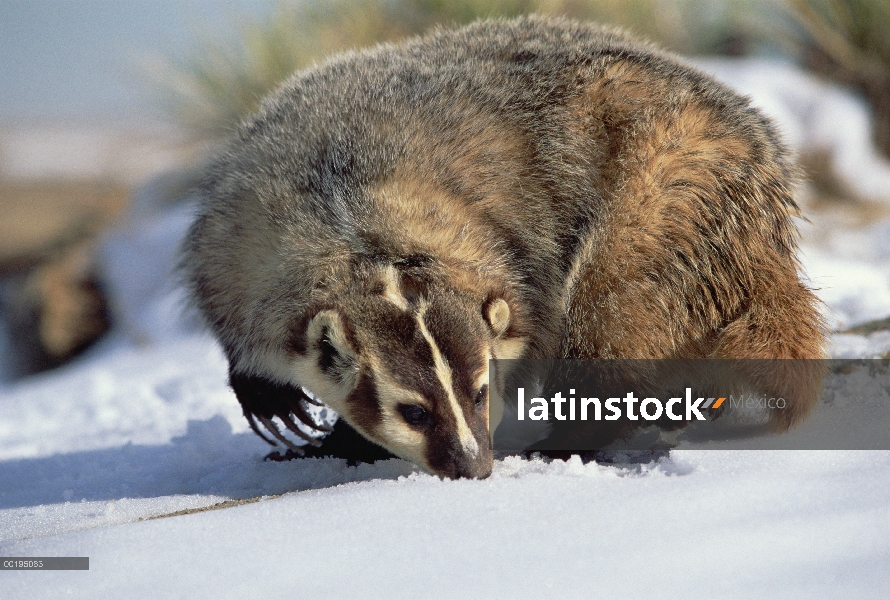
[398,404,430,427]
[475,385,488,408]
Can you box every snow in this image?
[98,201,200,344]
[2,58,890,598]
[796,215,890,331]
[3,453,889,598]
[695,57,890,206]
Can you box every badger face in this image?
[274,265,524,479]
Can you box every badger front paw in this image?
[229,371,333,454]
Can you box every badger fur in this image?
[182,16,825,479]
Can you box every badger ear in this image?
[299,309,359,398]
[484,298,511,337]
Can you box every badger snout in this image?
[437,436,493,480]
[457,458,493,480]
[444,457,492,480]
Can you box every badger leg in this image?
[264,420,396,465]
[560,86,826,432]
[296,418,396,465]
[710,278,827,430]
[229,371,329,452]
[229,371,396,464]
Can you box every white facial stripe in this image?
[381,265,409,310]
[415,306,480,457]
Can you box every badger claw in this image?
[287,398,334,434]
[229,372,333,451]
[299,390,324,406]
[280,412,324,447]
[257,415,305,452]
[247,402,329,451]
[245,411,277,447]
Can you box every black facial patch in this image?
[422,295,488,400]
[400,273,431,304]
[394,254,437,303]
[347,372,384,433]
[314,326,358,384]
[317,326,338,373]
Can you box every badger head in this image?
[228,261,527,479]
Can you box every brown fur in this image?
[182,16,825,478]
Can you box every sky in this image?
[0,0,269,124]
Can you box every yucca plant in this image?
[148,0,758,138]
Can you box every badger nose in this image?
[451,460,492,479]
[469,460,493,479]
[449,444,493,479]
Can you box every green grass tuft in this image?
[147,0,760,138]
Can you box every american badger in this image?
[182,16,825,479]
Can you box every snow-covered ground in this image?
[2,58,890,598]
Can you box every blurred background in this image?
[2,0,890,381]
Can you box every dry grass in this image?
[845,316,890,335]
[782,0,890,156]
[0,180,128,273]
[0,180,125,375]
[142,495,281,520]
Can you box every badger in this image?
[181,16,825,479]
